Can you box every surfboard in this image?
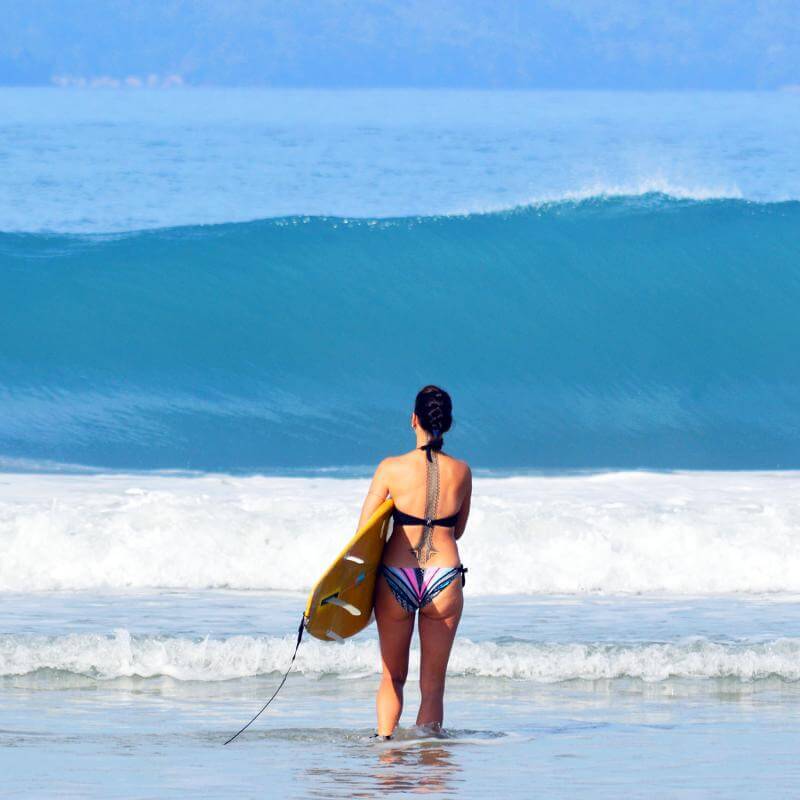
[303,498,394,642]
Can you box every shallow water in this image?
[10,690,797,800]
[2,472,800,794]
[2,591,800,797]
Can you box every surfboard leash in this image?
[223,613,306,745]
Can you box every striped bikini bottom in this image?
[380,564,467,613]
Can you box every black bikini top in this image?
[392,441,460,531]
[392,507,460,528]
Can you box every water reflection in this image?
[373,741,460,795]
[306,736,462,797]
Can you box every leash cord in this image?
[223,614,305,745]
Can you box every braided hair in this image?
[414,385,453,461]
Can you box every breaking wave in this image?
[3,629,800,683]
[2,471,800,595]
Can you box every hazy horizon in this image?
[2,1,799,90]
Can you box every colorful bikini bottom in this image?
[380,564,467,613]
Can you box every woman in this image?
[355,385,472,739]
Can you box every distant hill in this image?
[1,0,798,89]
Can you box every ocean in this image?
[1,88,799,798]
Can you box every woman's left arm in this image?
[355,458,392,531]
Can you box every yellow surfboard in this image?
[304,498,394,641]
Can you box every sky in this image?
[1,0,799,90]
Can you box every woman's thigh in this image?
[417,581,463,685]
[374,575,415,679]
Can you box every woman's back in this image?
[381,448,470,569]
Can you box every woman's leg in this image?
[374,576,415,736]
[416,581,463,729]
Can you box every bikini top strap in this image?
[392,508,459,527]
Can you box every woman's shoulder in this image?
[374,452,413,473]
[446,454,471,478]
[378,450,470,472]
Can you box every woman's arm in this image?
[355,458,392,531]
[453,465,472,541]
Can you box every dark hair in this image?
[414,385,453,461]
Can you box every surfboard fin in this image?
[322,596,362,616]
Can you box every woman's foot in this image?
[416,721,446,737]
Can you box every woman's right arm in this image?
[453,465,472,541]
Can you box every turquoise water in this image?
[2,89,800,798]
[2,197,799,471]
[2,89,799,472]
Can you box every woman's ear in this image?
[410,412,418,430]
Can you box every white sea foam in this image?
[447,177,746,217]
[1,471,800,594]
[541,177,744,203]
[2,630,799,683]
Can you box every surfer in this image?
[356,385,471,740]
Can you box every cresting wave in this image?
[3,629,800,683]
[2,471,800,595]
[467,179,745,215]
[2,194,800,471]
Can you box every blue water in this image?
[2,196,799,470]
[3,589,800,799]
[3,89,800,798]
[2,88,796,234]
